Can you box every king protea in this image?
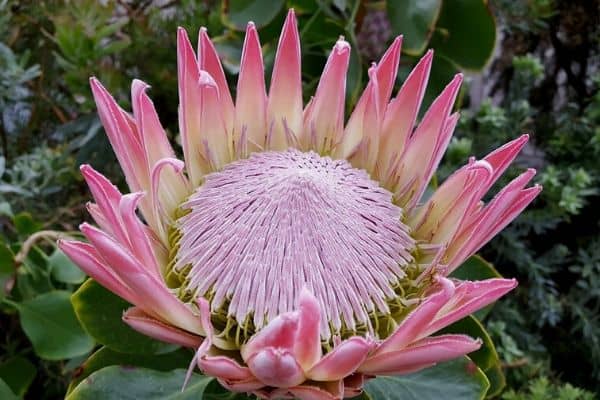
[59,10,540,400]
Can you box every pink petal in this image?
[379,50,433,182]
[198,28,235,134]
[197,70,231,170]
[123,307,202,348]
[307,337,372,381]
[336,66,381,170]
[89,78,148,195]
[336,37,402,165]
[374,277,455,356]
[359,334,481,375]
[58,239,137,304]
[287,381,343,400]
[373,36,402,108]
[294,288,323,370]
[302,39,350,153]
[236,22,267,152]
[409,160,493,245]
[246,348,305,388]
[80,223,205,335]
[118,192,160,277]
[177,27,205,185]
[131,79,175,164]
[395,74,463,208]
[482,134,529,192]
[267,9,302,151]
[199,355,256,381]
[241,313,298,361]
[131,81,190,221]
[149,157,189,242]
[426,278,517,335]
[447,170,541,269]
[80,165,127,244]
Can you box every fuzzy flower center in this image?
[170,149,417,343]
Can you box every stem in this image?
[13,230,66,268]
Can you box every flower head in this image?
[59,9,541,400]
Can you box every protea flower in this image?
[59,10,541,400]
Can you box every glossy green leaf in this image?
[12,212,42,236]
[0,356,36,397]
[13,291,94,360]
[387,0,443,55]
[221,0,285,31]
[429,0,496,71]
[0,242,14,300]
[451,255,502,280]
[72,279,176,354]
[364,357,489,400]
[67,346,192,394]
[48,248,86,284]
[440,316,506,395]
[483,363,506,398]
[0,378,18,400]
[66,367,213,400]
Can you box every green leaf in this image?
[66,367,213,400]
[451,255,502,281]
[48,248,86,284]
[429,0,496,71]
[72,279,176,354]
[0,201,13,218]
[0,356,36,397]
[67,346,192,394]
[221,0,286,31]
[363,357,489,400]
[0,242,14,300]
[440,316,505,395]
[13,291,94,360]
[12,212,42,236]
[387,0,443,55]
[0,378,18,400]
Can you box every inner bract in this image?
[168,149,418,345]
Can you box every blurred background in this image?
[0,0,598,398]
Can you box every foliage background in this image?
[0,0,598,398]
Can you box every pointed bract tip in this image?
[132,78,150,92]
[198,70,217,87]
[79,222,92,233]
[123,191,145,204]
[247,21,256,30]
[334,39,351,53]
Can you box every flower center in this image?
[168,149,419,346]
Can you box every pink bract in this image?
[59,9,540,400]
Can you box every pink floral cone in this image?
[59,9,541,400]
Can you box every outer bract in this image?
[60,10,541,400]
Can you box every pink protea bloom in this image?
[59,10,541,400]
